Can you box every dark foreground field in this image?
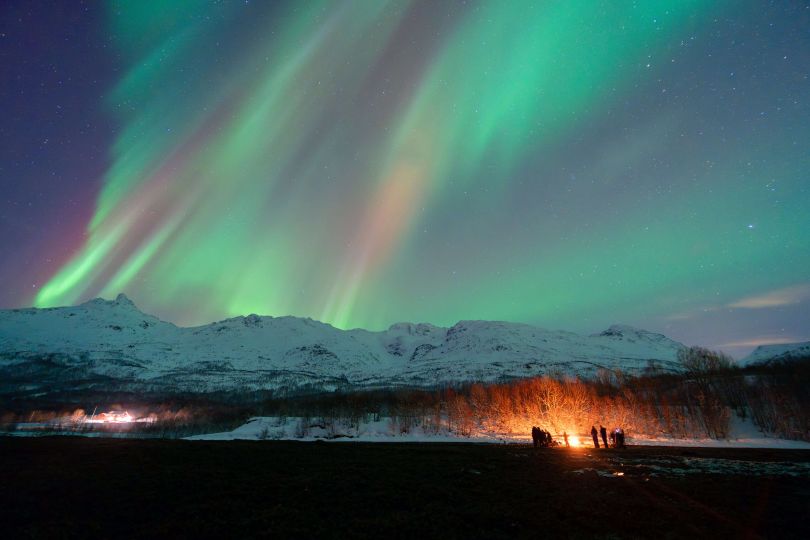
[1,438,809,539]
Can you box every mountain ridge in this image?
[1,295,692,398]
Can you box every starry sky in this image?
[1,1,809,357]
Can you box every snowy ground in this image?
[187,417,510,444]
[187,415,810,449]
[6,412,808,449]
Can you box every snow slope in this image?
[739,341,810,366]
[0,295,687,397]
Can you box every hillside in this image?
[740,341,810,366]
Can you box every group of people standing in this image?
[531,426,555,448]
[590,424,625,449]
[531,424,626,449]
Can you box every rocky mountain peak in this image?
[114,293,137,309]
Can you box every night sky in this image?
[1,1,808,357]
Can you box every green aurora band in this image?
[34,1,810,338]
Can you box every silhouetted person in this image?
[609,429,616,448]
[600,425,608,448]
[591,425,599,448]
[531,426,539,448]
[563,431,570,448]
[616,428,625,449]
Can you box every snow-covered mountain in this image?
[0,294,687,398]
[740,341,810,367]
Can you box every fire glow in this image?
[83,410,156,424]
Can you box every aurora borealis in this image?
[2,1,809,356]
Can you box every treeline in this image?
[257,348,810,441]
[3,348,808,441]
